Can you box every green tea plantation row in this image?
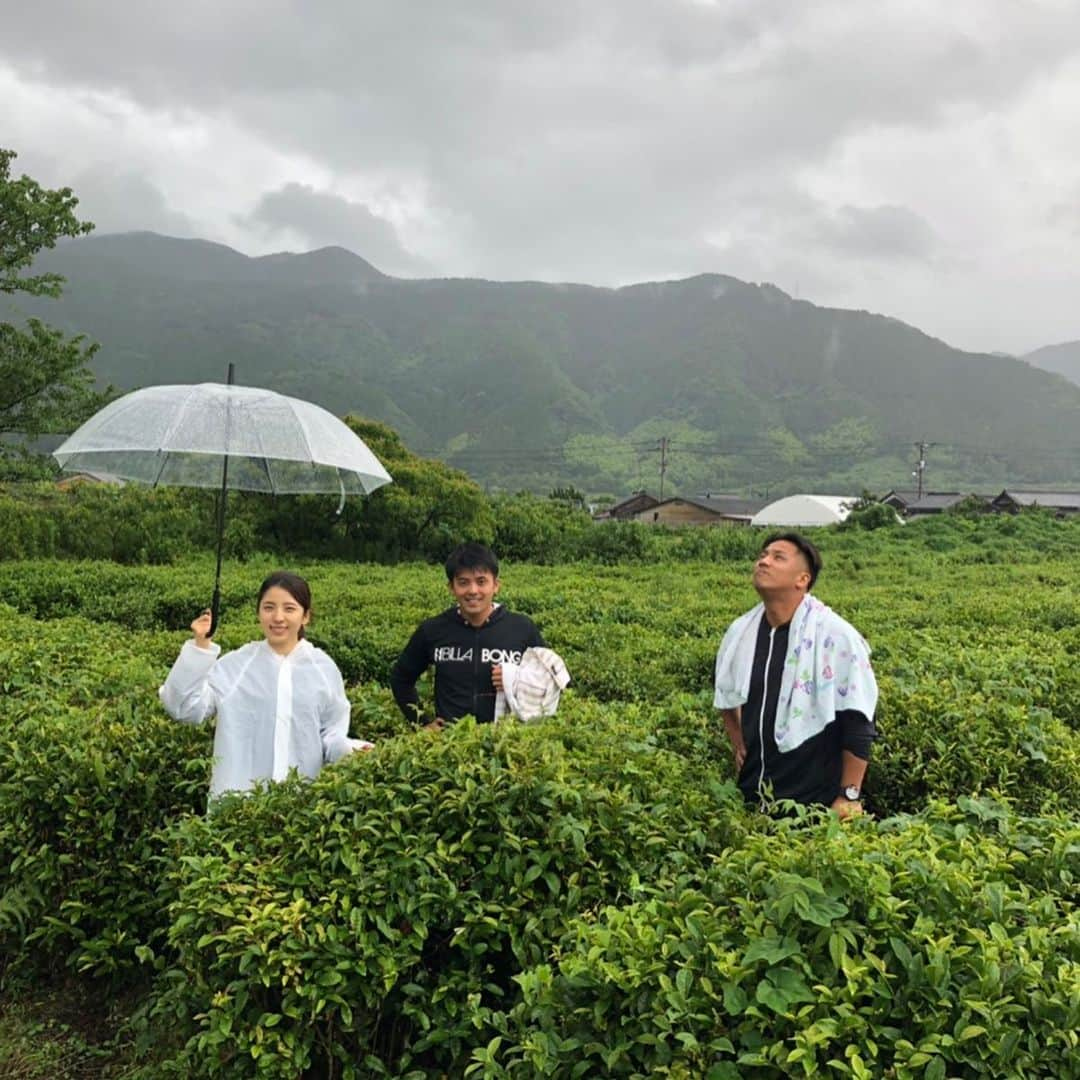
[0,546,1077,1077]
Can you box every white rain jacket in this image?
[159,638,370,800]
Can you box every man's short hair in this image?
[445,542,500,581]
[761,531,822,590]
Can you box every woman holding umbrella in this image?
[159,570,372,803]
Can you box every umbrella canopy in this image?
[53,382,392,496]
[53,378,392,634]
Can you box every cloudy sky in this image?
[2,0,1079,354]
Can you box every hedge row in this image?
[2,543,1079,1077]
[0,703,209,982]
[5,480,1080,567]
[499,798,1080,1079]
[2,557,1079,713]
[145,713,746,1077]
[144,723,1080,1079]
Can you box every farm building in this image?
[55,470,126,490]
[594,491,659,521]
[635,494,768,526]
[880,490,984,516]
[991,490,1080,515]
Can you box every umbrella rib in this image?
[152,384,204,461]
[259,455,276,494]
[244,405,280,495]
[251,420,277,494]
[291,408,318,471]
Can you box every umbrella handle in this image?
[209,586,221,637]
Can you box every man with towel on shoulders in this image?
[715,532,878,818]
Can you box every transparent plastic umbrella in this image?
[53,370,392,629]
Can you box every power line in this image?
[409,435,1080,483]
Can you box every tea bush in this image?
[150,711,747,1077]
[0,703,210,981]
[500,799,1080,1079]
[0,607,398,984]
[872,675,1080,817]
[2,517,1080,1076]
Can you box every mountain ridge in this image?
[1025,340,1080,387]
[20,231,1080,495]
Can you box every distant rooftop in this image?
[680,494,770,517]
[904,492,982,512]
[996,490,1080,509]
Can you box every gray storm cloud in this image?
[243,183,427,276]
[71,168,200,238]
[814,205,937,260]
[1,1,1080,351]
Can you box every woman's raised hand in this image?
[191,609,214,649]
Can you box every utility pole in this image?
[912,441,934,500]
[648,436,671,501]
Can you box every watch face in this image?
[844,785,861,801]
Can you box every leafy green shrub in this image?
[150,711,746,1077]
[0,607,181,727]
[0,484,220,564]
[490,494,594,564]
[345,682,416,742]
[0,705,210,982]
[870,673,1080,817]
[501,799,1080,1079]
[838,501,900,531]
[667,526,762,563]
[573,521,662,564]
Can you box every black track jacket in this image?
[389,605,545,725]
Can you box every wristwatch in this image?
[842,785,862,802]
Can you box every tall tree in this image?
[0,148,112,443]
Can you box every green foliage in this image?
[838,497,900,532]
[0,446,59,482]
[501,800,1080,1078]
[0,517,1079,1075]
[0,484,218,563]
[0,319,109,438]
[0,148,114,449]
[0,422,497,563]
[6,467,1080,569]
[548,486,587,509]
[151,712,745,1077]
[0,620,210,980]
[338,417,495,561]
[946,493,994,518]
[0,148,94,298]
[490,493,594,564]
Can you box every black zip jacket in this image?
[389,605,545,725]
[738,617,877,807]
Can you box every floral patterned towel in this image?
[714,594,878,752]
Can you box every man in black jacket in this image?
[390,542,545,729]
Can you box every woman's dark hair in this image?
[445,542,500,581]
[761,531,822,590]
[256,571,313,638]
